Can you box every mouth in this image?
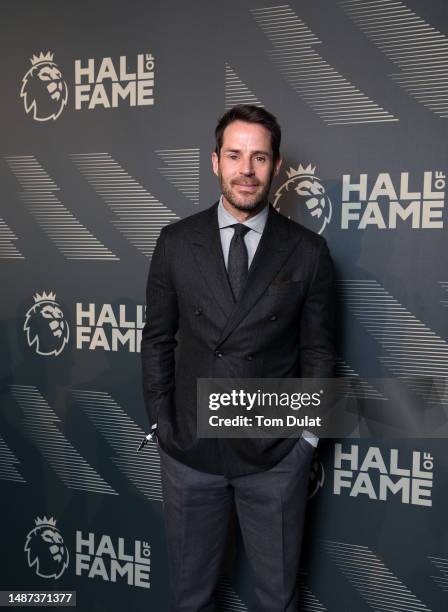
[233,182,259,193]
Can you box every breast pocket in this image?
[265,280,305,296]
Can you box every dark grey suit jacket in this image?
[141,202,336,477]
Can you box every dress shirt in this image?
[217,196,267,269]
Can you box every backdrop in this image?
[1,1,447,610]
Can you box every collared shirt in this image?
[217,196,268,270]
[217,195,318,449]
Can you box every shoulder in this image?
[161,203,217,239]
[270,205,327,251]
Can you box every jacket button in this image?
[215,350,223,358]
[246,354,253,361]
[269,314,277,321]
[194,308,202,316]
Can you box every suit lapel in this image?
[189,203,235,319]
[189,203,303,344]
[216,205,302,346]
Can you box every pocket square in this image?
[271,278,302,286]
[266,279,304,295]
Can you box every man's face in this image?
[212,120,282,214]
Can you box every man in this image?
[141,104,336,611]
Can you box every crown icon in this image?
[33,291,56,304]
[286,164,316,179]
[30,52,54,67]
[35,516,57,527]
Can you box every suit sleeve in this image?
[299,239,337,378]
[141,226,178,426]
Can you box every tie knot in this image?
[232,223,250,238]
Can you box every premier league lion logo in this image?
[24,516,69,579]
[20,52,68,121]
[273,164,332,235]
[24,291,69,356]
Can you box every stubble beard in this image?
[220,171,274,213]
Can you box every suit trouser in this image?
[158,437,315,612]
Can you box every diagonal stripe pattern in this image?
[4,155,118,260]
[73,389,163,502]
[336,358,387,400]
[341,0,448,117]
[225,63,263,110]
[298,585,327,612]
[72,152,179,257]
[0,217,24,259]
[11,384,117,495]
[428,555,448,592]
[215,576,248,611]
[156,148,200,206]
[298,571,327,611]
[323,540,431,611]
[0,434,26,483]
[338,279,448,378]
[251,4,398,125]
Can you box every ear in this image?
[273,157,282,177]
[211,151,219,177]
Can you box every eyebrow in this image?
[223,148,272,157]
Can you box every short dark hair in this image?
[215,104,281,164]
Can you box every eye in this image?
[41,306,53,319]
[295,185,313,196]
[256,156,266,163]
[42,530,53,543]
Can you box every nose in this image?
[240,156,255,176]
